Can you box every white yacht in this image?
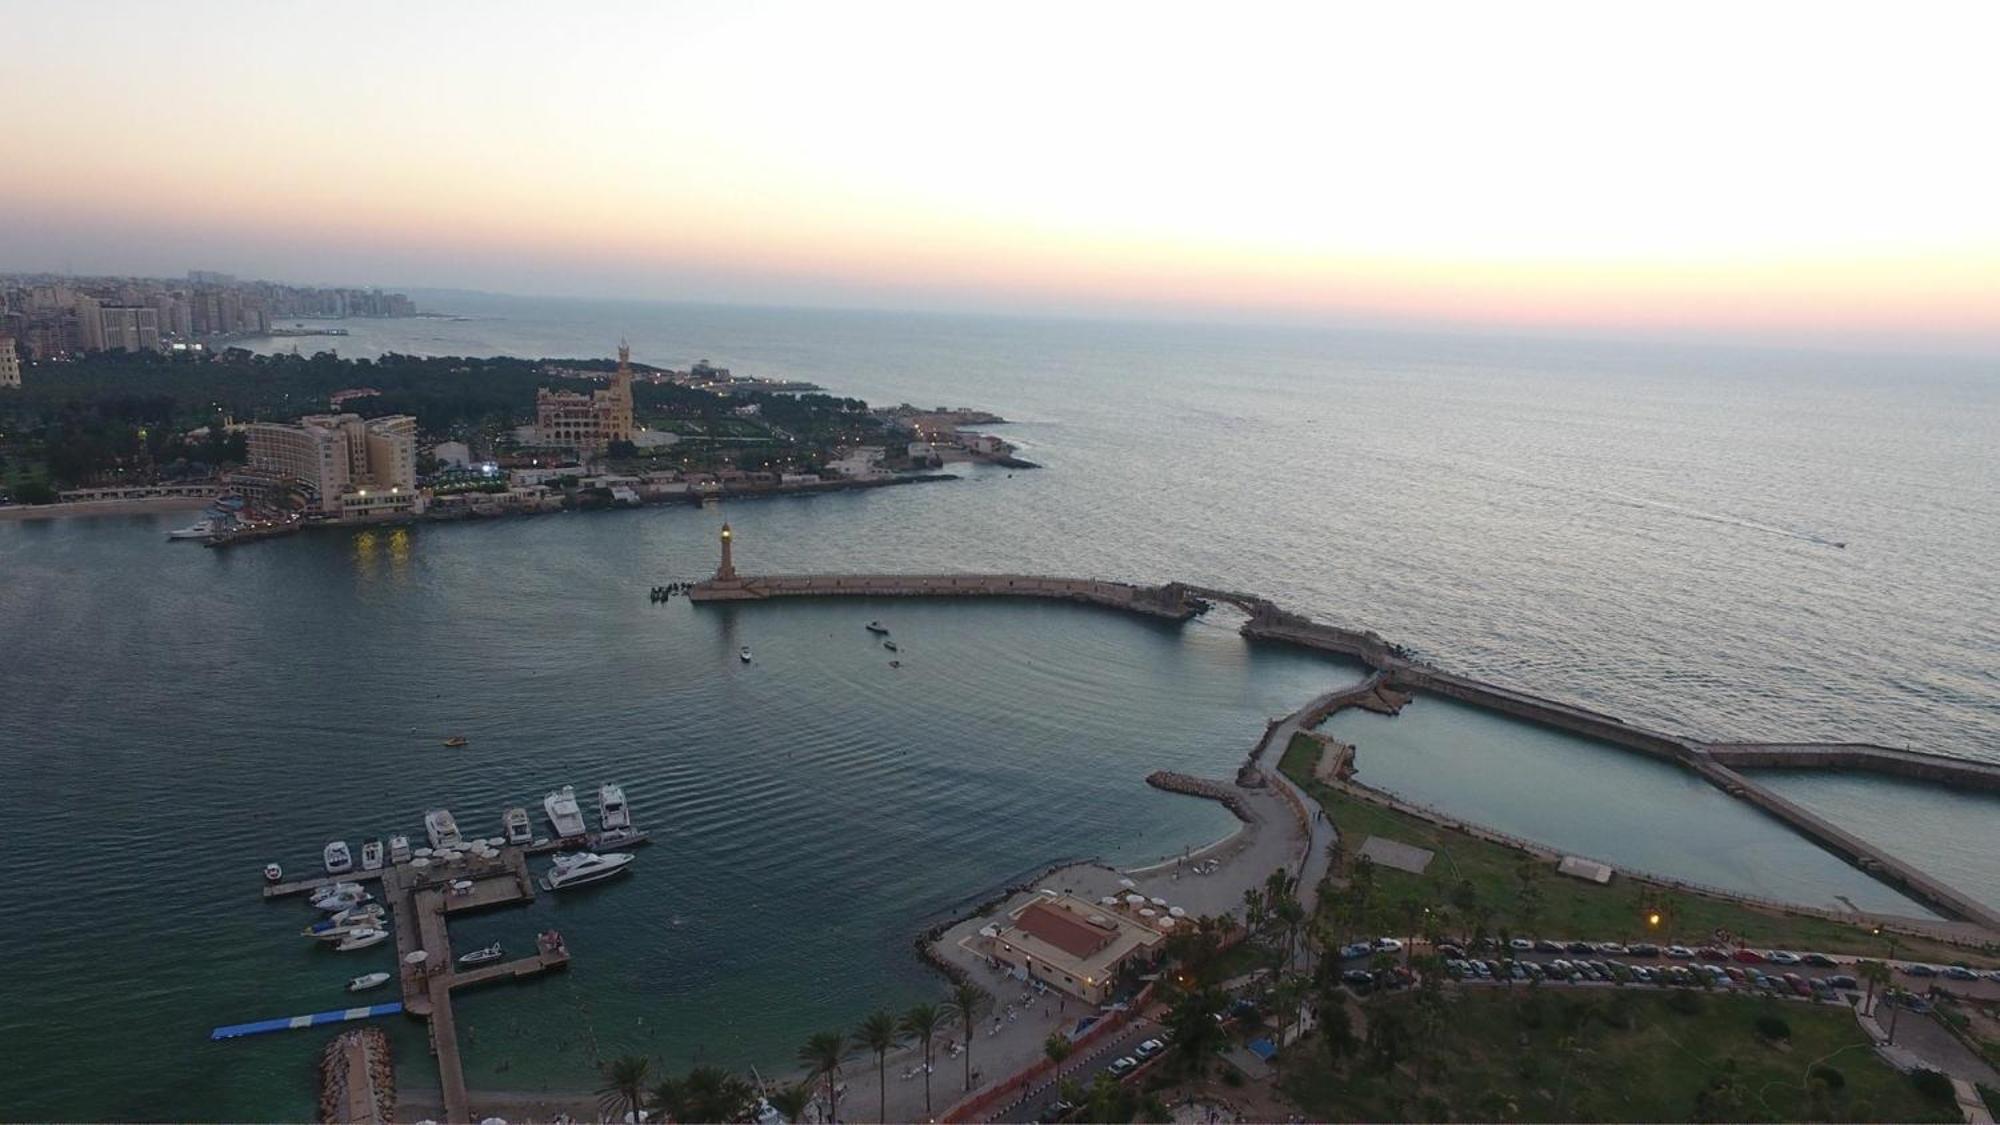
[543,786,587,839]
[544,851,634,891]
[425,809,463,850]
[313,888,372,913]
[166,517,221,541]
[323,841,354,875]
[598,785,631,832]
[335,928,389,952]
[311,881,365,907]
[348,972,392,992]
[503,807,533,845]
[360,839,384,871]
[387,835,412,864]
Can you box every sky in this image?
[5,0,1998,352]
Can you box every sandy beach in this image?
[0,495,213,521]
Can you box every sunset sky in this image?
[6,0,1998,349]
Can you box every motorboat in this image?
[323,841,354,875]
[360,840,384,871]
[348,972,392,992]
[388,835,412,863]
[739,646,753,663]
[326,903,386,926]
[311,881,365,904]
[503,807,533,845]
[425,808,463,850]
[263,863,284,884]
[592,826,649,850]
[457,942,504,967]
[305,915,388,941]
[882,639,898,652]
[442,736,469,748]
[865,621,889,635]
[598,784,631,832]
[166,517,222,541]
[543,786,587,839]
[543,851,635,891]
[314,889,374,914]
[335,928,389,952]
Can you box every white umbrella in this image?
[1099,896,1119,905]
[1139,908,1158,917]
[1158,916,1178,928]
[405,950,429,965]
[1117,877,1137,888]
[1088,914,1108,925]
[1149,896,1168,906]
[1124,894,1146,906]
[978,925,1000,939]
[1169,906,1188,918]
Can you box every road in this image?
[995,1011,1165,1124]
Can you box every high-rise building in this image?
[534,341,635,453]
[98,306,162,352]
[73,294,106,351]
[244,413,420,519]
[0,335,20,388]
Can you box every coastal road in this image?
[994,1011,1164,1124]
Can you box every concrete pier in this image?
[689,566,2000,932]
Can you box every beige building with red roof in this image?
[986,894,1165,1003]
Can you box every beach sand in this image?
[0,495,212,521]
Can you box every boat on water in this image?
[360,839,384,871]
[503,807,533,845]
[599,784,631,832]
[335,928,389,952]
[305,916,388,941]
[323,841,354,875]
[592,826,650,850]
[425,808,463,850]
[348,971,392,992]
[739,646,753,663]
[325,903,386,926]
[442,735,469,748]
[865,621,889,635]
[457,942,504,967]
[882,639,898,652]
[311,881,365,904]
[314,889,373,913]
[388,835,412,864]
[166,516,223,541]
[543,786,587,839]
[543,851,634,891]
[263,862,283,884]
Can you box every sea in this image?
[1,294,1996,1119]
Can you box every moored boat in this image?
[865,621,889,635]
[503,807,533,845]
[263,862,284,883]
[388,835,412,863]
[442,735,469,748]
[348,971,392,992]
[543,851,635,891]
[739,646,753,663]
[457,942,504,966]
[360,839,384,871]
[543,786,587,839]
[323,840,353,875]
[425,808,463,850]
[334,927,389,952]
[598,784,631,832]
[882,639,898,652]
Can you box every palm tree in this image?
[767,1082,814,1123]
[798,1031,845,1123]
[598,1055,651,1124]
[1043,1031,1073,1083]
[856,1010,900,1122]
[682,1065,755,1122]
[945,981,990,1092]
[902,1002,945,1115]
[1857,959,1891,1014]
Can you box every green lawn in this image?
[1282,988,1961,1122]
[1282,735,1990,966]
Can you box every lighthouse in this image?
[716,522,737,581]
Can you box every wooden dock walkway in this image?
[262,867,385,899]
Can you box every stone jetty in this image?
[319,1027,393,1125]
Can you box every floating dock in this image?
[210,1002,404,1040]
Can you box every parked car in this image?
[1766,950,1803,965]
[1106,1056,1139,1079]
[1134,1038,1166,1060]
[1802,953,1837,968]
[1509,938,1534,951]
[1941,966,1979,981]
[1522,961,1546,980]
[1436,943,1466,959]
[1730,948,1764,963]
[1470,960,1492,978]
[1535,939,1563,953]
[1826,974,1859,990]
[1372,937,1404,953]
[1338,942,1374,960]
[1724,966,1748,983]
[1783,972,1811,996]
[1983,970,2000,984]
[1342,969,1375,989]
[1038,1100,1076,1123]
[1596,941,1628,955]
[1809,978,1835,998]
[1629,965,1654,983]
[1665,945,1696,959]
[1900,963,1938,978]
[1628,943,1661,957]
[1697,946,1728,962]
[1566,941,1595,954]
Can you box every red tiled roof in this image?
[1014,902,1116,959]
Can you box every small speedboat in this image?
[457,942,504,967]
[361,840,384,871]
[388,835,412,864]
[327,903,386,926]
[598,784,631,832]
[739,646,753,663]
[882,639,898,652]
[442,736,469,748]
[348,972,392,992]
[323,841,354,875]
[263,863,284,884]
[335,928,389,952]
[503,807,533,845]
[315,891,373,914]
[865,621,889,635]
[544,851,635,891]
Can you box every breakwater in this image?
[690,569,2000,932]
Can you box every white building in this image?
[244,413,420,519]
[432,441,472,469]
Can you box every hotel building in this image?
[244,412,419,519]
[535,342,635,453]
[985,894,1166,1004]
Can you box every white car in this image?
[1766,950,1803,965]
[1372,937,1404,953]
[1509,937,1534,951]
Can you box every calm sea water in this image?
[3,299,1996,1118]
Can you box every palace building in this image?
[536,341,635,453]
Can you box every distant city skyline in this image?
[5,1,1997,354]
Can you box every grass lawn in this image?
[1282,735,1990,966]
[1281,988,1961,1122]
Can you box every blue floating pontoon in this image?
[209,1001,403,1040]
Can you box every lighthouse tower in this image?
[715,522,737,581]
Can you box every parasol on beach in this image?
[1139,908,1158,918]
[1168,906,1188,917]
[405,950,429,965]
[1117,877,1137,888]
[1149,896,1167,906]
[1158,916,1177,929]
[1124,893,1146,906]
[1099,896,1119,905]
[978,925,1000,939]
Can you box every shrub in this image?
[1809,1064,1845,1091]
[1667,989,1704,1016]
[1909,1068,1956,1103]
[1754,1015,1791,1041]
